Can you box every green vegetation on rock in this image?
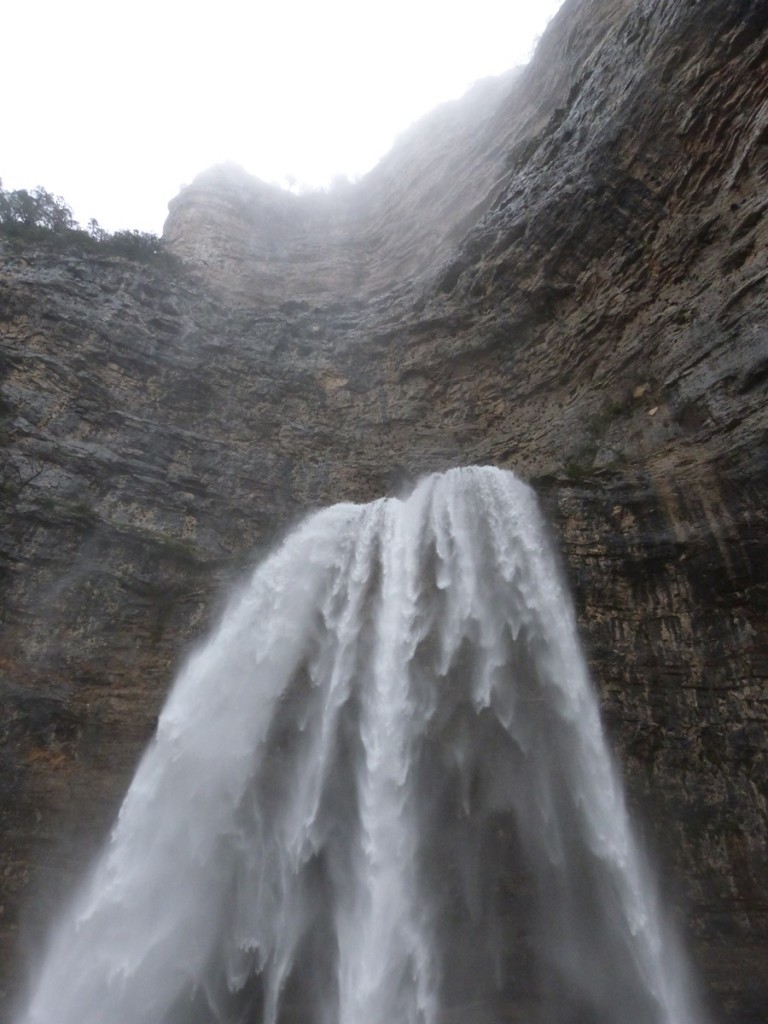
[0,180,175,267]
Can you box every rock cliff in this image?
[1,0,767,1020]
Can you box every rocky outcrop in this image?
[1,0,767,1019]
[162,71,523,305]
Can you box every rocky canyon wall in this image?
[1,0,767,1019]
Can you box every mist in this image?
[2,0,564,232]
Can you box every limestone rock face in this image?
[2,0,767,1020]
[162,70,525,305]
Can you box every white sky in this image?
[2,0,564,235]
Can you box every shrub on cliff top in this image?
[0,180,174,267]
[0,184,76,236]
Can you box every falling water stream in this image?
[17,467,703,1024]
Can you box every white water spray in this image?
[17,467,703,1024]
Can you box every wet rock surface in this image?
[1,0,767,1019]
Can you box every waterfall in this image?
[16,467,704,1024]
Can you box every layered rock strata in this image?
[1,0,767,1019]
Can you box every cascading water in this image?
[16,467,704,1024]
